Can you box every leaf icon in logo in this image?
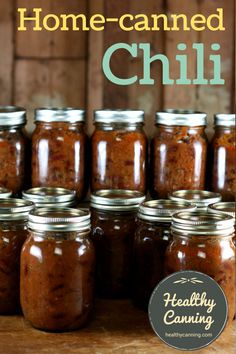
[173,277,203,284]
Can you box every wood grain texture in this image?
[16,0,87,58]
[164,0,199,109]
[14,59,86,131]
[0,300,234,354]
[87,0,104,134]
[0,0,14,104]
[128,0,164,138]
[103,0,130,108]
[197,0,235,128]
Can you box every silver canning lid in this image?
[28,208,90,232]
[155,109,207,126]
[169,190,222,208]
[35,108,85,123]
[138,200,196,222]
[208,202,236,220]
[172,211,235,236]
[0,198,35,220]
[22,187,77,207]
[91,189,145,211]
[214,114,235,127]
[94,110,144,124]
[0,187,12,198]
[0,106,26,126]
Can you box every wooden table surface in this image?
[0,299,235,354]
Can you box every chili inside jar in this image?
[31,108,88,200]
[151,110,208,198]
[22,187,77,208]
[165,211,235,321]
[90,189,145,298]
[211,114,236,201]
[132,199,196,310]
[169,190,221,211]
[0,198,34,314]
[91,110,147,193]
[21,208,95,332]
[0,106,29,195]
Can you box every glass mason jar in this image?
[0,106,29,195]
[132,200,196,310]
[211,114,236,201]
[22,187,77,208]
[21,208,95,332]
[31,108,88,200]
[91,110,147,193]
[90,189,145,298]
[165,211,235,322]
[151,110,208,198]
[0,198,34,314]
[169,190,221,211]
[208,202,236,319]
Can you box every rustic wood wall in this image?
[0,0,235,136]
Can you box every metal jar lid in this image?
[0,198,35,220]
[94,110,144,124]
[208,202,236,220]
[22,187,77,208]
[172,211,235,236]
[0,187,12,198]
[169,190,222,209]
[155,109,207,126]
[35,108,85,123]
[90,189,145,211]
[0,106,26,126]
[28,208,91,232]
[214,114,236,127]
[138,200,196,222]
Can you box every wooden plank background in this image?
[0,0,235,136]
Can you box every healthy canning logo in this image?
[148,271,228,351]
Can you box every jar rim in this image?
[0,106,26,126]
[0,198,35,220]
[138,199,196,222]
[91,189,145,211]
[28,207,90,231]
[208,202,236,219]
[94,109,144,124]
[172,211,235,236]
[23,187,77,204]
[0,187,12,198]
[169,190,222,208]
[214,114,235,127]
[155,109,207,126]
[35,108,85,123]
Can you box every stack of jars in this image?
[0,106,235,332]
[0,107,235,200]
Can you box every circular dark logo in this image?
[148,271,228,351]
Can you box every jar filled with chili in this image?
[208,202,236,245]
[21,208,95,332]
[133,200,196,310]
[211,114,236,201]
[169,190,221,211]
[22,187,77,208]
[165,211,235,321]
[91,189,145,298]
[31,108,88,200]
[151,110,208,198]
[0,198,34,314]
[91,110,147,193]
[0,106,29,195]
